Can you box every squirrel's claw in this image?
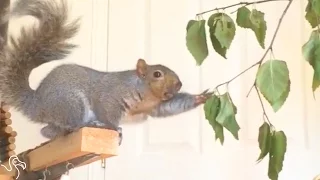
[117,127,123,146]
[200,89,209,94]
[195,89,214,105]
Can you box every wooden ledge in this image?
[28,127,119,171]
[0,175,13,180]
[0,127,119,178]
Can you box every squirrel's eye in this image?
[153,71,162,78]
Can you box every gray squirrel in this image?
[0,0,212,145]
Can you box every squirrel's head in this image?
[136,59,182,101]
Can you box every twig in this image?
[254,86,273,126]
[213,0,293,93]
[196,0,290,16]
[246,0,293,97]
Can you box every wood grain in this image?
[0,127,119,179]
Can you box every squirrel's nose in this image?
[175,81,182,91]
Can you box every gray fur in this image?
[0,0,10,50]
[150,93,196,117]
[0,0,79,121]
[0,0,207,142]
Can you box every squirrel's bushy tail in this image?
[0,0,80,119]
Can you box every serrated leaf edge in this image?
[257,122,271,162]
[256,60,290,110]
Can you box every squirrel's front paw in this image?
[117,127,123,146]
[195,89,213,105]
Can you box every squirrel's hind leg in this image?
[40,124,71,139]
[85,101,124,145]
[83,120,123,146]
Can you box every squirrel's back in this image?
[0,0,80,119]
[0,0,208,141]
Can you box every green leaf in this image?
[186,20,209,65]
[213,14,236,49]
[204,95,220,120]
[210,23,227,58]
[302,30,320,64]
[236,7,266,49]
[268,152,278,180]
[272,79,290,112]
[302,30,320,93]
[314,60,320,80]
[257,122,271,162]
[312,0,320,16]
[236,6,252,28]
[255,60,290,112]
[215,93,240,140]
[302,30,320,82]
[312,73,320,92]
[207,13,227,58]
[268,131,287,180]
[204,95,224,144]
[250,9,267,49]
[186,20,195,30]
[311,73,320,100]
[272,131,287,172]
[305,0,320,28]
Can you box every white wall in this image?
[5,0,320,179]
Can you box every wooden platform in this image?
[0,127,119,179]
[0,175,13,180]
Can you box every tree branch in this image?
[213,0,293,93]
[254,86,273,126]
[246,0,293,97]
[196,0,290,16]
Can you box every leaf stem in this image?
[246,0,293,97]
[254,85,273,127]
[212,0,293,128]
[214,0,293,92]
[196,0,290,16]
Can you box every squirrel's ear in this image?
[136,59,148,78]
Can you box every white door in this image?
[101,0,320,179]
[9,0,320,179]
[9,0,106,179]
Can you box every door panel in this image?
[103,0,320,179]
[7,0,320,179]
